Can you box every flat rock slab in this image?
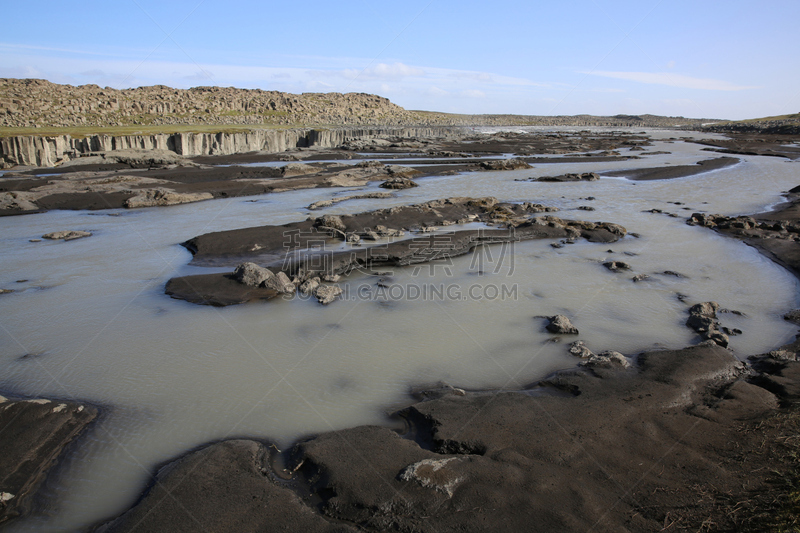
[602,156,739,180]
[98,440,356,533]
[165,273,280,306]
[0,398,97,525]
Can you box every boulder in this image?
[233,263,273,287]
[374,225,404,237]
[581,350,631,369]
[546,315,579,335]
[686,301,729,347]
[479,158,531,171]
[313,285,343,305]
[568,340,594,358]
[379,177,418,190]
[265,271,296,294]
[603,261,631,272]
[314,214,347,234]
[299,277,321,296]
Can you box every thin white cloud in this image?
[342,62,425,81]
[428,86,449,96]
[461,89,486,99]
[585,70,758,91]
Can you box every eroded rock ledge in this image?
[96,339,800,532]
[0,396,97,525]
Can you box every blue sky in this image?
[1,0,798,120]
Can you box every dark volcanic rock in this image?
[0,397,97,526]
[98,440,355,533]
[784,309,800,325]
[165,273,280,306]
[535,172,599,182]
[603,260,631,272]
[478,158,531,171]
[233,262,273,287]
[686,301,730,347]
[379,177,418,189]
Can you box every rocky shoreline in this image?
[0,129,648,215]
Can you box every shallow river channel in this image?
[1,129,799,530]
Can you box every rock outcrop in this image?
[233,262,273,287]
[545,315,579,335]
[379,177,418,189]
[0,126,465,169]
[686,302,730,347]
[124,189,213,208]
[0,397,97,526]
[0,79,413,129]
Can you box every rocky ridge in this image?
[1,78,720,131]
[0,79,413,128]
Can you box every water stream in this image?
[1,130,799,530]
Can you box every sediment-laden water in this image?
[1,130,798,531]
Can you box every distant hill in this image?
[702,113,800,135]
[0,78,722,133]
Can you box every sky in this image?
[1,0,798,120]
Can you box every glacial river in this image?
[1,129,799,531]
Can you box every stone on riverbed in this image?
[479,158,531,171]
[686,301,730,348]
[234,262,273,287]
[314,214,347,234]
[603,261,631,272]
[313,285,342,305]
[568,340,594,358]
[265,272,296,294]
[546,315,579,335]
[124,188,213,208]
[300,277,321,296]
[42,230,92,241]
[380,177,418,189]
